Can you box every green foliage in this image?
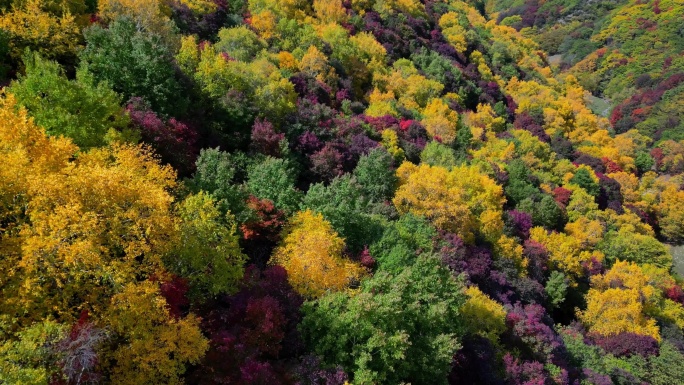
[9,51,129,148]
[0,321,65,385]
[569,168,600,197]
[190,148,251,223]
[353,148,398,204]
[518,195,564,230]
[80,17,187,116]
[545,270,568,308]
[598,229,672,269]
[171,192,246,300]
[369,213,437,273]
[215,26,266,62]
[300,255,466,385]
[302,175,383,253]
[420,141,458,168]
[246,156,302,214]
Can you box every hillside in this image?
[1,0,684,384]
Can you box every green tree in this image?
[300,255,466,385]
[353,147,398,204]
[170,192,246,301]
[569,168,600,197]
[420,141,458,169]
[9,51,129,148]
[80,17,187,116]
[246,156,302,214]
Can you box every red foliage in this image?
[126,98,198,175]
[601,157,622,173]
[665,285,684,304]
[240,196,286,242]
[159,276,190,319]
[552,187,572,207]
[359,247,376,270]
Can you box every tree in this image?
[461,286,506,343]
[300,255,466,385]
[189,147,251,223]
[393,162,505,243]
[0,321,65,385]
[97,0,177,41]
[353,147,398,204]
[9,52,129,149]
[420,141,458,168]
[246,156,302,214]
[421,98,459,143]
[569,167,600,197]
[270,210,365,298]
[80,17,187,115]
[0,0,81,63]
[216,26,266,62]
[170,192,246,301]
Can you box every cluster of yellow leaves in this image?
[421,98,459,143]
[393,162,505,244]
[107,282,208,385]
[313,0,347,23]
[369,59,444,114]
[439,12,468,53]
[578,261,665,341]
[98,0,176,41]
[0,0,82,61]
[530,227,604,279]
[0,95,208,384]
[461,286,507,343]
[271,210,365,298]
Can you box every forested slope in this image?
[1,0,684,384]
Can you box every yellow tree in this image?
[421,98,459,144]
[271,210,365,298]
[0,0,81,62]
[0,94,208,384]
[578,260,662,341]
[393,162,505,243]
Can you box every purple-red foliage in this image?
[297,131,324,155]
[449,336,504,385]
[582,256,605,277]
[597,174,623,213]
[251,119,285,156]
[159,276,191,319]
[505,303,565,363]
[590,333,660,358]
[582,369,613,385]
[289,73,333,105]
[506,210,533,239]
[126,97,198,175]
[514,112,550,142]
[524,240,549,282]
[503,354,550,385]
[364,114,400,133]
[309,141,349,182]
[359,247,376,270]
[191,265,304,384]
[349,133,378,158]
[52,311,107,385]
[295,355,349,385]
[573,153,606,174]
[665,285,684,304]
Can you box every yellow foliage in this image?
[564,218,604,248]
[366,89,397,117]
[439,12,468,53]
[579,287,660,341]
[251,10,278,40]
[300,45,337,84]
[421,98,459,143]
[380,129,405,163]
[314,0,347,23]
[99,0,176,40]
[530,227,600,278]
[180,0,218,13]
[393,162,505,243]
[271,210,365,298]
[278,51,299,71]
[461,286,507,343]
[0,0,81,61]
[106,281,209,385]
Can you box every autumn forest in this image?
[1,0,684,384]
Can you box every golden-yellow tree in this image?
[271,210,365,298]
